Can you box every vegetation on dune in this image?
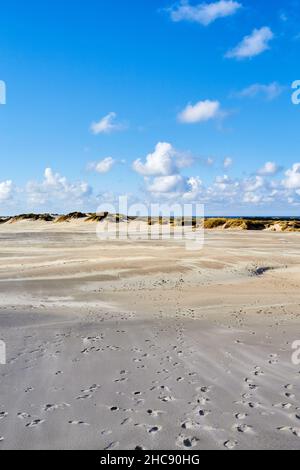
[9,213,54,223]
[203,218,227,229]
[147,217,198,227]
[106,213,136,223]
[1,213,300,232]
[204,218,300,231]
[277,221,300,232]
[223,219,267,230]
[85,212,109,222]
[56,212,87,223]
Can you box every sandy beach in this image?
[0,222,300,450]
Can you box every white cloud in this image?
[226,27,274,59]
[235,82,284,101]
[90,157,115,174]
[243,175,264,192]
[178,100,221,123]
[258,161,279,175]
[243,192,262,204]
[183,176,203,200]
[133,143,198,198]
[90,112,124,135]
[0,180,13,202]
[132,143,289,208]
[169,0,242,26]
[133,142,180,176]
[283,163,300,189]
[223,157,233,168]
[147,174,185,193]
[26,168,92,207]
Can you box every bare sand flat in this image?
[0,225,300,450]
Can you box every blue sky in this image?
[0,0,300,215]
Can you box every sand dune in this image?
[1,213,300,232]
[0,224,300,449]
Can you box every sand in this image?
[0,222,300,450]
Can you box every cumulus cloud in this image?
[89,157,115,174]
[226,27,274,59]
[183,176,203,200]
[258,162,280,176]
[178,100,222,123]
[26,168,92,208]
[133,143,199,199]
[132,143,291,209]
[0,180,13,202]
[90,112,124,135]
[147,175,185,194]
[283,163,300,189]
[243,175,264,192]
[169,0,242,26]
[133,142,192,176]
[243,192,262,204]
[235,82,284,101]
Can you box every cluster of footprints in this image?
[0,311,300,450]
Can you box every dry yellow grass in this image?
[9,213,54,223]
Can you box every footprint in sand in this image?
[69,420,90,426]
[277,426,291,432]
[197,386,210,394]
[100,430,112,436]
[274,403,293,410]
[147,409,164,418]
[159,395,175,403]
[176,435,199,449]
[120,417,132,426]
[253,367,264,377]
[76,394,92,400]
[18,412,31,420]
[0,437,4,443]
[235,413,248,420]
[81,384,101,394]
[236,424,253,434]
[181,421,200,430]
[278,427,300,438]
[224,440,238,450]
[110,404,120,411]
[242,393,252,400]
[44,403,70,412]
[285,384,294,391]
[26,419,45,428]
[104,441,119,450]
[0,412,8,420]
[114,377,128,383]
[198,409,211,417]
[248,402,260,409]
[197,397,210,406]
[148,426,162,434]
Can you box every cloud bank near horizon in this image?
[2,143,300,215]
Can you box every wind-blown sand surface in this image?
[0,222,300,450]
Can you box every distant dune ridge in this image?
[0,212,300,231]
